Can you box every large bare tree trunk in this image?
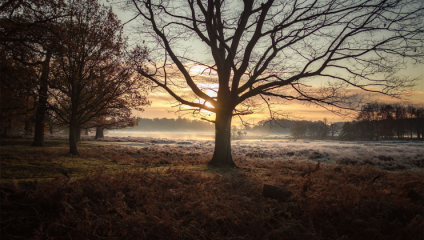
[208,111,236,167]
[32,82,48,146]
[76,127,81,142]
[24,119,32,135]
[95,127,104,139]
[69,124,79,155]
[32,51,52,147]
[2,120,12,137]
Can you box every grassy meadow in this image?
[1,137,423,240]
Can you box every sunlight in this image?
[197,83,219,97]
[204,101,214,108]
[189,65,217,76]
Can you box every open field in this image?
[26,134,424,171]
[1,137,423,240]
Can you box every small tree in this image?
[290,121,307,138]
[317,118,330,140]
[357,102,381,140]
[378,104,395,139]
[92,113,141,140]
[393,104,407,139]
[329,122,340,138]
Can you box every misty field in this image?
[46,134,424,171]
[1,136,423,240]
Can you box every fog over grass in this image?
[46,134,424,171]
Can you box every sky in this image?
[108,1,424,125]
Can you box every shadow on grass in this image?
[0,138,69,147]
[206,165,242,174]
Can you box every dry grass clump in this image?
[133,145,211,166]
[80,144,212,167]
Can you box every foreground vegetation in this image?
[1,138,423,240]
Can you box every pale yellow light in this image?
[205,101,214,108]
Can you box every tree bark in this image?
[95,127,104,140]
[76,126,81,142]
[32,83,47,146]
[24,119,32,135]
[2,121,11,137]
[32,51,52,147]
[69,124,79,155]
[208,111,236,167]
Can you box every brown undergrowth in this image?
[2,166,423,240]
[1,139,423,239]
[2,169,307,240]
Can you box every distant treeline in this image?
[129,118,214,132]
[248,102,424,141]
[250,118,343,139]
[130,117,344,140]
[339,103,424,141]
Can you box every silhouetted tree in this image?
[411,106,424,139]
[128,0,424,166]
[290,121,307,138]
[95,127,105,139]
[329,122,340,138]
[306,121,320,138]
[91,113,142,140]
[131,117,214,132]
[49,0,149,155]
[355,102,423,140]
[0,47,37,136]
[317,118,329,140]
[357,102,381,140]
[393,103,407,139]
[339,121,357,140]
[1,0,66,145]
[378,104,395,139]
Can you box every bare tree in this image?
[127,0,424,167]
[290,121,307,138]
[329,122,340,138]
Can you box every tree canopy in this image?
[0,0,66,144]
[1,0,150,154]
[48,0,150,155]
[127,0,424,167]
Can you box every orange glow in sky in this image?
[109,4,424,125]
